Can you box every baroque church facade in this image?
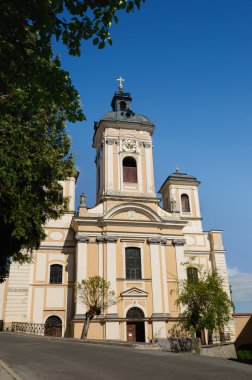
[0,85,235,342]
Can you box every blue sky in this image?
[55,1,252,312]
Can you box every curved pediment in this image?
[104,203,162,222]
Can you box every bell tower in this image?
[92,79,157,204]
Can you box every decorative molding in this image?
[166,240,173,246]
[103,236,118,243]
[76,235,90,243]
[161,238,167,246]
[128,210,136,220]
[151,313,170,320]
[106,138,116,145]
[144,142,151,148]
[96,236,104,243]
[147,236,161,245]
[73,314,86,320]
[120,287,148,298]
[172,239,186,246]
[96,314,105,319]
[105,313,119,319]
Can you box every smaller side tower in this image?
[159,171,201,217]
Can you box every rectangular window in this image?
[126,247,141,279]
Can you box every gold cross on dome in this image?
[117,76,125,91]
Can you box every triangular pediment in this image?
[120,287,148,298]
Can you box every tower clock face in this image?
[122,139,137,152]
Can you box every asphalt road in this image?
[0,333,252,380]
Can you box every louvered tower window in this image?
[123,157,137,183]
[181,193,190,212]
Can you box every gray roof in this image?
[158,172,200,193]
[100,111,154,125]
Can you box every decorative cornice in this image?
[172,239,186,246]
[144,142,151,148]
[151,313,170,320]
[103,236,118,243]
[105,313,119,319]
[73,314,86,320]
[161,238,167,246]
[96,236,104,243]
[76,235,90,243]
[147,236,161,245]
[106,138,117,145]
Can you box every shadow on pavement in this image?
[229,358,252,366]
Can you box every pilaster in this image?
[75,235,90,316]
[173,238,187,314]
[104,235,120,339]
[147,237,167,338]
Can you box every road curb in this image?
[0,331,152,349]
[0,360,22,380]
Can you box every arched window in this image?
[49,264,63,284]
[120,101,126,111]
[187,267,198,284]
[123,157,137,183]
[125,247,141,279]
[126,307,145,319]
[45,316,62,337]
[181,193,190,212]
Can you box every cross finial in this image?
[116,76,125,91]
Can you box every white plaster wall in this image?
[46,288,65,308]
[48,253,64,262]
[150,244,163,313]
[5,262,30,322]
[105,322,120,339]
[33,288,44,323]
[106,242,117,314]
[107,143,113,189]
[35,254,46,281]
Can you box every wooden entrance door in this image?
[127,323,136,342]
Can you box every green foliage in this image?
[237,349,252,360]
[77,276,120,339]
[1,1,145,57]
[77,275,119,317]
[176,267,233,335]
[0,1,144,281]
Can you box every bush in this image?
[237,349,252,360]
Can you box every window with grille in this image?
[126,307,145,319]
[125,247,141,279]
[123,157,137,183]
[187,267,198,283]
[181,193,190,212]
[49,264,63,284]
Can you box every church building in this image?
[0,82,235,343]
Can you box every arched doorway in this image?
[44,316,62,337]
[126,307,145,343]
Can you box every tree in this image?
[0,1,145,281]
[175,265,233,342]
[77,276,120,339]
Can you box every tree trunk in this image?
[81,315,90,340]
